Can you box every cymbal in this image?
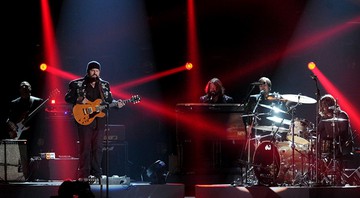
[259,104,288,114]
[253,125,289,133]
[323,117,348,122]
[281,94,317,104]
[266,116,291,125]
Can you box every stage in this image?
[195,184,360,198]
[0,181,185,198]
[1,180,360,198]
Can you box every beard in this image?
[209,91,218,96]
[86,74,99,83]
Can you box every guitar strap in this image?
[29,96,35,110]
[98,82,105,102]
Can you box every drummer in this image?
[243,77,290,143]
[317,94,354,158]
[317,94,354,185]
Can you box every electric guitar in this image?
[7,88,60,140]
[72,95,141,125]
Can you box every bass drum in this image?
[253,141,280,185]
[253,141,309,185]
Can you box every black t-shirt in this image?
[317,110,354,156]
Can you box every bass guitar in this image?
[72,95,141,125]
[7,88,60,140]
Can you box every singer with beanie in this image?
[65,60,125,183]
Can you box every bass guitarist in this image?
[5,81,44,181]
[64,60,125,183]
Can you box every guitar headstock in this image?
[49,88,60,98]
[130,95,141,104]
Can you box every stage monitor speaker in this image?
[0,140,27,181]
[31,157,79,181]
[102,141,128,176]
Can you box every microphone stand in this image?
[330,106,338,185]
[245,92,262,184]
[104,103,111,198]
[312,76,321,185]
[289,104,297,185]
[237,86,261,185]
[242,85,257,104]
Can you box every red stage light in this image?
[308,62,316,70]
[185,62,193,70]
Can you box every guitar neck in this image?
[22,89,60,125]
[98,99,133,111]
[22,98,49,125]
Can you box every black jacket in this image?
[64,76,115,105]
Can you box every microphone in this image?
[330,99,339,112]
[328,105,338,110]
[251,82,265,85]
[209,91,216,102]
[310,74,317,80]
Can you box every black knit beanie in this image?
[86,61,101,73]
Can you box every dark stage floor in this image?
[1,180,360,198]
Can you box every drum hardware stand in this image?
[306,138,318,186]
[311,74,322,186]
[323,105,346,186]
[241,92,264,185]
[237,84,267,186]
[287,100,301,186]
[239,113,260,186]
[293,147,310,186]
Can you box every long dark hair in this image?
[204,78,225,95]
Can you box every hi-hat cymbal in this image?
[266,116,291,125]
[259,104,288,114]
[281,94,317,104]
[323,117,348,122]
[253,125,289,133]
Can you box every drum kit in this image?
[240,93,348,186]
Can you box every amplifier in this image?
[0,139,27,181]
[102,141,128,176]
[104,124,126,141]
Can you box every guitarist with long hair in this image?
[65,60,125,183]
[5,81,44,181]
